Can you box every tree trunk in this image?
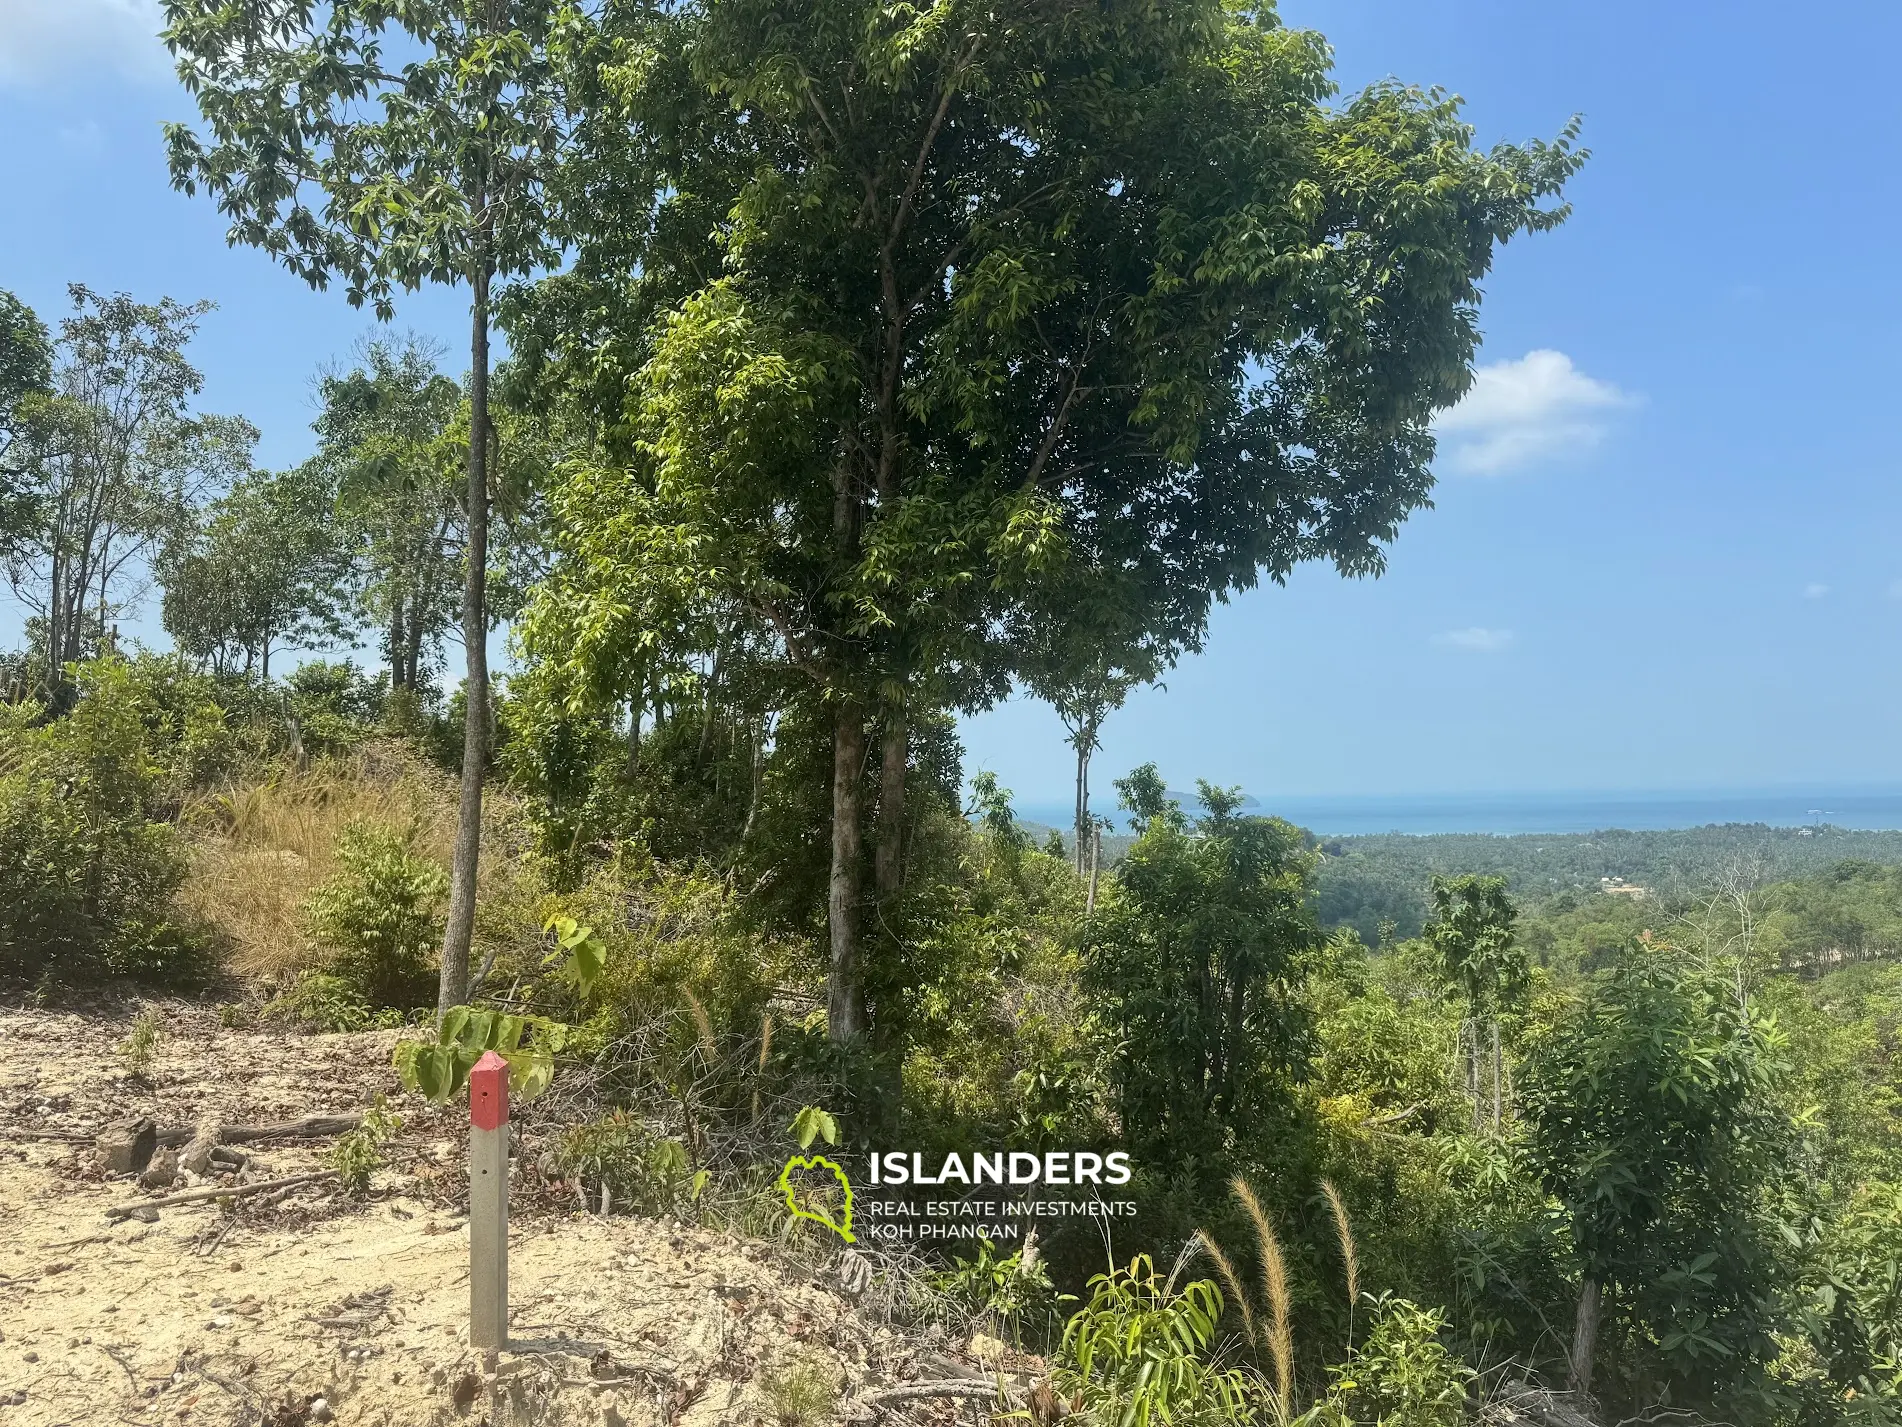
[1073,736,1088,875]
[439,249,492,1018]
[874,702,906,906]
[388,599,407,691]
[1087,821,1101,914]
[827,699,867,1042]
[1492,1019,1503,1132]
[1568,1277,1600,1399]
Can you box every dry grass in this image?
[1195,1226,1259,1355]
[1232,1174,1295,1408]
[177,741,508,982]
[1321,1178,1361,1349]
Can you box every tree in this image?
[1523,939,1792,1412]
[159,464,349,678]
[0,289,53,553]
[1083,777,1318,1176]
[311,340,467,696]
[164,0,573,1011]
[524,0,1582,1044]
[1423,873,1526,1131]
[3,287,253,698]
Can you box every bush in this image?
[554,1110,706,1215]
[0,660,207,984]
[1307,1296,1473,1427]
[304,821,446,1010]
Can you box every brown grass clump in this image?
[1320,1178,1361,1348]
[177,742,479,980]
[1231,1175,1295,1408]
[1194,1227,1259,1354]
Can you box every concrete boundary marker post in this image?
[469,1049,509,1350]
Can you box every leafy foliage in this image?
[304,821,446,1011]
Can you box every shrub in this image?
[1054,1256,1256,1426]
[1306,1296,1472,1427]
[326,1095,402,1194]
[554,1110,706,1215]
[0,660,206,984]
[304,821,446,1010]
[759,1355,837,1427]
[118,1006,163,1078]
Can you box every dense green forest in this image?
[1315,824,1902,941]
[3,3,1899,1426]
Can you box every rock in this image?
[140,1146,180,1190]
[309,1397,335,1422]
[180,1127,219,1177]
[95,1116,158,1175]
[126,1205,160,1223]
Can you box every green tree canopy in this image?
[516,0,1583,1043]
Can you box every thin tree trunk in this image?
[1086,821,1101,914]
[875,702,906,905]
[1492,1019,1502,1132]
[389,599,407,691]
[740,715,768,845]
[827,699,867,1042]
[1568,1277,1600,1399]
[439,245,492,1018]
[1073,737,1087,876]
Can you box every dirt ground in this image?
[0,1004,1002,1427]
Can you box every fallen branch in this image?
[105,1171,337,1221]
[15,1129,95,1142]
[857,1380,1010,1407]
[154,1115,362,1148]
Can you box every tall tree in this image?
[1423,873,1527,1131]
[164,0,573,1011]
[525,0,1583,1042]
[312,340,467,696]
[159,464,349,678]
[3,287,253,696]
[0,289,53,559]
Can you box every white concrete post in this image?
[468,1049,509,1350]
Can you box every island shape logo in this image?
[778,1154,856,1243]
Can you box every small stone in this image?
[309,1397,335,1423]
[140,1146,180,1190]
[22,1350,39,1363]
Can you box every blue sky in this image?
[3,1,1899,806]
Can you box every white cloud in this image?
[1435,350,1635,476]
[1433,627,1514,654]
[0,0,169,88]
[1804,583,1831,600]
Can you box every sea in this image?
[1014,790,1902,838]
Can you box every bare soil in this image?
[0,1004,998,1427]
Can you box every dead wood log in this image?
[152,1115,362,1148]
[104,1170,338,1220]
[857,1380,1013,1407]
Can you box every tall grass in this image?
[176,742,498,980]
[1231,1175,1295,1409]
[1321,1178,1361,1350]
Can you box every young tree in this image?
[1423,873,1526,1131]
[1523,939,1792,1411]
[164,0,573,1011]
[527,0,1583,1042]
[159,464,349,678]
[1083,777,1319,1176]
[3,287,253,698]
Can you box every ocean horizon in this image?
[1010,788,1902,837]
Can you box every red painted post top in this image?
[469,1051,510,1131]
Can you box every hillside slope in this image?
[0,1007,996,1427]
